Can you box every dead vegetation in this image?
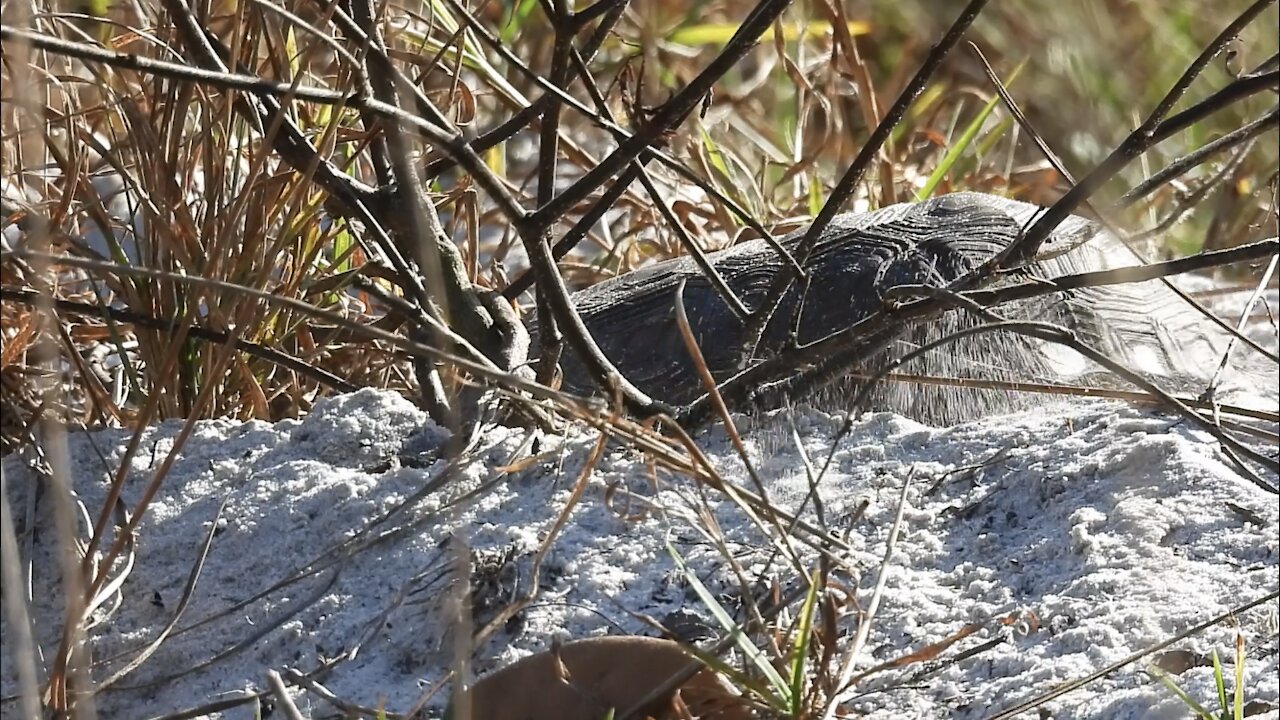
[1,0,1277,717]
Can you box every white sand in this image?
[3,385,1277,720]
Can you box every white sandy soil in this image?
[3,384,1277,720]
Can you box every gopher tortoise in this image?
[531,192,1271,424]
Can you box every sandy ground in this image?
[3,383,1277,720]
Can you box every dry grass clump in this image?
[3,0,1274,431]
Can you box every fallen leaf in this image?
[448,635,751,720]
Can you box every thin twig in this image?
[870,285,1279,479]
[1121,104,1279,206]
[996,0,1277,266]
[0,288,361,392]
[674,280,799,569]
[266,670,307,720]
[96,497,228,689]
[562,46,751,319]
[824,465,917,719]
[525,0,797,231]
[965,237,1280,308]
[427,0,797,279]
[1125,138,1258,243]
[969,41,1279,364]
[983,590,1280,720]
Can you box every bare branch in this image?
[526,0,796,232]
[1121,105,1279,205]
[996,0,1277,267]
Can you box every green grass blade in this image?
[1151,666,1216,720]
[916,59,1026,200]
[1211,649,1229,713]
[808,174,823,217]
[666,540,790,708]
[699,126,732,182]
[499,0,539,45]
[668,20,871,47]
[973,115,1014,160]
[1232,635,1245,720]
[787,571,820,717]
